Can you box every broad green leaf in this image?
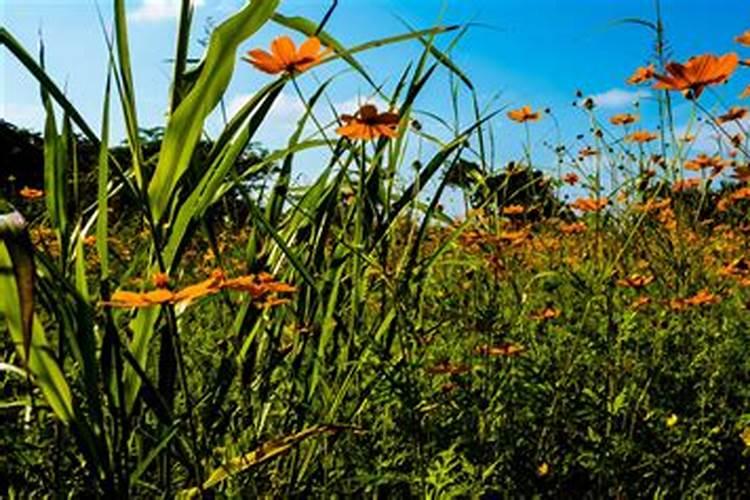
[0,242,74,423]
[148,0,280,221]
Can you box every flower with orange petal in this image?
[634,197,671,213]
[679,136,696,146]
[578,146,599,158]
[631,295,651,310]
[337,104,400,140]
[625,130,659,144]
[172,270,225,305]
[616,273,654,289]
[103,270,295,309]
[103,289,175,308]
[19,187,44,200]
[559,221,586,235]
[153,273,170,289]
[735,30,750,46]
[426,360,472,376]
[609,113,638,126]
[718,106,749,123]
[627,64,655,85]
[684,154,728,176]
[562,172,579,185]
[530,306,561,321]
[475,342,525,357]
[502,204,525,215]
[498,229,530,245]
[243,36,328,75]
[507,105,542,123]
[653,53,739,99]
[672,178,701,193]
[732,165,750,182]
[684,289,721,307]
[571,197,608,212]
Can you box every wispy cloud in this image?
[130,0,204,23]
[590,88,650,109]
[226,92,306,146]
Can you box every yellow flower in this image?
[740,427,750,447]
[537,462,550,477]
[666,413,679,428]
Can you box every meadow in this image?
[2,0,750,496]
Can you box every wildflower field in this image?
[3,0,750,496]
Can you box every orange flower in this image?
[578,146,599,158]
[153,272,170,289]
[625,130,658,144]
[244,36,327,75]
[616,273,654,289]
[609,113,638,126]
[735,30,750,46]
[653,53,739,99]
[475,342,525,357]
[732,165,750,182]
[717,106,749,123]
[634,197,671,213]
[681,133,695,142]
[683,289,721,307]
[742,85,750,99]
[498,229,530,245]
[103,289,175,308]
[103,270,295,309]
[559,221,586,235]
[337,104,400,140]
[684,154,728,176]
[172,270,225,305]
[672,178,701,193]
[502,204,525,215]
[19,186,44,200]
[631,295,651,310]
[571,197,608,212]
[627,64,655,85]
[530,306,561,321]
[507,105,542,123]
[720,257,750,280]
[562,172,579,185]
[426,360,472,376]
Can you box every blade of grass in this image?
[148,0,280,221]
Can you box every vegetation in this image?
[2,1,750,496]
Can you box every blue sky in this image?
[2,0,749,176]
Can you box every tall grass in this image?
[2,0,750,496]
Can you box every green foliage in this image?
[1,0,750,497]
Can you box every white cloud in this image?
[590,88,650,109]
[226,92,306,146]
[335,95,389,116]
[130,0,204,23]
[228,91,305,125]
[675,117,750,154]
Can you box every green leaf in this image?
[148,0,280,221]
[0,242,74,423]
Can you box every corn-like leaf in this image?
[0,242,74,423]
[97,69,112,278]
[148,0,280,221]
[0,209,35,364]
